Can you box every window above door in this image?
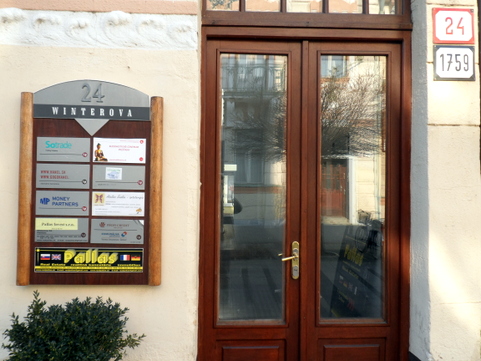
[203,0,411,30]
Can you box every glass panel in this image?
[219,54,288,322]
[246,0,280,12]
[320,55,386,320]
[329,0,362,14]
[206,0,239,11]
[206,0,398,13]
[369,0,395,14]
[287,0,322,13]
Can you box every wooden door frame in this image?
[304,40,409,361]
[199,39,303,361]
[199,27,412,361]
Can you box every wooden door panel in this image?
[199,39,302,361]
[219,341,285,361]
[305,41,405,361]
[318,338,385,361]
[201,36,410,361]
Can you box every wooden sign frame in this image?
[17,83,162,286]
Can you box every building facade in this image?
[0,0,479,360]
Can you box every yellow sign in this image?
[34,247,144,273]
[35,218,78,231]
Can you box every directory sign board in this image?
[17,80,163,285]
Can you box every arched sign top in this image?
[33,80,150,121]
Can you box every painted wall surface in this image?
[2,0,481,360]
[0,7,200,361]
[411,0,481,360]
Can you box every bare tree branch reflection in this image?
[321,63,385,158]
[222,56,287,165]
[222,56,385,170]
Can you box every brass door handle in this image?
[281,255,298,262]
[279,241,300,279]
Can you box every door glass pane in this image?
[218,54,287,322]
[320,55,386,320]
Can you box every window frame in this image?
[202,0,411,30]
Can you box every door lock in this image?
[279,241,300,279]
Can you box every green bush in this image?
[2,290,145,361]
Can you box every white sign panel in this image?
[433,8,474,44]
[93,138,146,164]
[92,192,145,217]
[91,219,144,244]
[36,191,89,216]
[434,46,475,81]
[93,165,145,190]
[37,137,90,163]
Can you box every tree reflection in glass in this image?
[218,54,287,322]
[320,55,386,320]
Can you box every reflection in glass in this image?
[369,0,395,14]
[329,0,362,14]
[206,0,396,13]
[287,0,322,13]
[320,55,386,320]
[206,0,239,11]
[246,0,280,12]
[219,54,287,322]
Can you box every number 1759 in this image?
[434,46,474,81]
[439,53,470,72]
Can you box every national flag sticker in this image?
[120,255,131,261]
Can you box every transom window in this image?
[203,0,410,30]
[207,0,395,14]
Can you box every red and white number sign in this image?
[433,8,474,44]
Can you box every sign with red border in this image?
[433,8,474,44]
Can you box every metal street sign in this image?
[33,80,151,135]
[433,8,474,44]
[434,46,475,81]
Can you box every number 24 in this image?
[445,16,464,35]
[81,83,105,103]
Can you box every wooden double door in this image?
[199,37,410,361]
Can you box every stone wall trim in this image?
[0,0,197,15]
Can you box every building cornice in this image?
[0,0,197,15]
[0,8,198,50]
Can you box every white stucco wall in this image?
[0,8,200,361]
[2,1,481,360]
[411,0,481,360]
